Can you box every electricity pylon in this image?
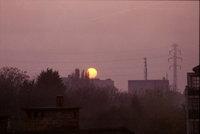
[168,44,182,92]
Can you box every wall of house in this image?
[23,109,79,132]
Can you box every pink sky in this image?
[0,1,199,91]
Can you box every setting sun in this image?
[87,68,97,79]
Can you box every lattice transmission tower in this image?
[168,44,182,92]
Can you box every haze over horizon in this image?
[0,1,199,91]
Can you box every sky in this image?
[0,0,199,92]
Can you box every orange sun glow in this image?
[87,68,97,79]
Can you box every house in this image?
[21,96,80,133]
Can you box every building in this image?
[21,96,80,133]
[62,69,115,90]
[91,79,114,89]
[185,65,199,134]
[128,79,169,95]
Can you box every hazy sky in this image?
[0,0,199,91]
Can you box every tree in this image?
[0,67,29,90]
[18,80,35,107]
[31,68,65,106]
[138,89,186,134]
[0,67,29,114]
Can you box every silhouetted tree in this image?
[18,80,35,107]
[0,67,186,134]
[31,68,65,106]
[0,67,29,115]
[65,83,185,134]
[137,89,186,134]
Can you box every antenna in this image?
[144,57,147,80]
[168,44,182,92]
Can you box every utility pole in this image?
[168,44,182,92]
[166,72,168,80]
[144,57,147,80]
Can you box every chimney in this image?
[75,68,80,79]
[56,95,64,107]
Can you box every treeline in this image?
[0,67,186,134]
